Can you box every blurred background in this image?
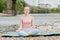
[0,0,60,16]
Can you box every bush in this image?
[30,7,50,13]
[38,8,50,13]
[0,0,6,12]
[16,0,29,13]
[50,8,60,13]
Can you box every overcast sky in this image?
[24,0,60,8]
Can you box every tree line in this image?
[0,0,60,14]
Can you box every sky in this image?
[24,0,60,8]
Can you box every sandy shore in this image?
[0,25,60,40]
[0,24,60,34]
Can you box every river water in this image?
[0,14,60,26]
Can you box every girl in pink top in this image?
[16,6,39,36]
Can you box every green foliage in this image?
[30,6,60,13]
[16,0,29,13]
[0,0,7,12]
[30,6,50,13]
[0,0,28,13]
[0,0,60,14]
[38,8,50,13]
[50,8,60,13]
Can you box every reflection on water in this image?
[0,14,60,26]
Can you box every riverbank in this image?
[0,14,60,40]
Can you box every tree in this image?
[0,0,6,12]
[16,0,29,13]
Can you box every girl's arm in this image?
[16,18,22,33]
[31,17,35,28]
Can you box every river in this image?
[0,14,60,26]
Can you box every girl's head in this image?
[24,6,30,15]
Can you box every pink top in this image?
[22,19,32,26]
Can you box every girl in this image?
[16,6,40,36]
